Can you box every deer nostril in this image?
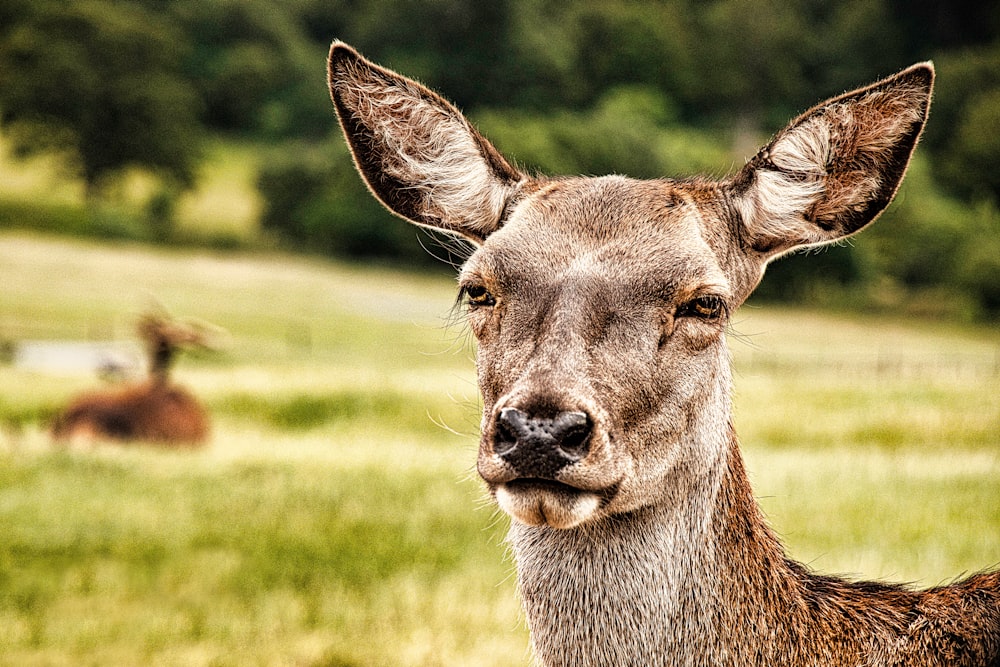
[494,407,526,456]
[550,411,591,460]
[492,407,593,476]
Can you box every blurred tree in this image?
[257,140,461,269]
[0,0,993,313]
[859,157,968,289]
[336,0,520,110]
[171,0,330,138]
[0,0,203,200]
[558,1,698,111]
[923,44,1000,204]
[474,84,727,179]
[687,0,910,129]
[888,0,1000,51]
[957,204,1000,316]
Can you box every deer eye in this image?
[462,284,496,308]
[678,295,727,321]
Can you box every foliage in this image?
[169,0,331,139]
[924,43,1000,202]
[0,0,203,197]
[955,201,1000,314]
[256,140,469,269]
[474,85,728,179]
[0,0,998,316]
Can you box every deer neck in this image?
[508,426,797,666]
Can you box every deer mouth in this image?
[494,478,619,529]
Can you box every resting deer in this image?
[327,42,999,666]
[51,312,211,445]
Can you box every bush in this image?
[473,86,728,179]
[955,201,1000,317]
[257,140,464,269]
[923,45,1000,203]
[859,156,968,289]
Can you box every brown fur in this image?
[51,313,210,446]
[51,379,208,444]
[327,41,999,666]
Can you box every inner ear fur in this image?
[730,62,934,257]
[327,41,524,243]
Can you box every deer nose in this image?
[493,407,592,477]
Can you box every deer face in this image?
[462,176,742,527]
[327,42,932,529]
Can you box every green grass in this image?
[730,307,1000,583]
[0,232,997,665]
[0,439,518,666]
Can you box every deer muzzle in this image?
[479,404,623,529]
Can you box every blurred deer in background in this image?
[327,42,1000,666]
[51,311,215,446]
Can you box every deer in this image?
[326,41,1000,666]
[51,311,212,446]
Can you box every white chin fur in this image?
[495,485,602,530]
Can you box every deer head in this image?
[137,309,223,381]
[327,42,933,530]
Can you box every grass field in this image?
[0,232,998,666]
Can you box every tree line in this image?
[0,0,998,317]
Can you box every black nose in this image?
[493,407,592,478]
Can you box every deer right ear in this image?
[327,41,525,244]
[729,62,934,259]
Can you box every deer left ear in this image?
[327,41,525,244]
[730,62,934,258]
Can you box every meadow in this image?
[0,232,998,666]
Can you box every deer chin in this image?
[495,480,604,529]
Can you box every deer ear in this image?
[327,41,524,244]
[730,62,934,258]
